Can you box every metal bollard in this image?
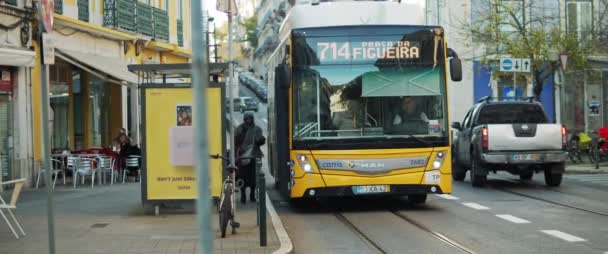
[258,170,267,246]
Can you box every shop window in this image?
[50,63,70,150]
[496,74,528,101]
[88,79,112,148]
[561,72,586,133]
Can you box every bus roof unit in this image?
[279,1,426,39]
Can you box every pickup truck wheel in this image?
[544,164,564,187]
[470,157,486,187]
[519,171,533,181]
[408,194,427,204]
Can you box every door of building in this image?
[0,94,12,183]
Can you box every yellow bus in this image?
[265,1,462,203]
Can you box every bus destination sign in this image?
[316,41,421,63]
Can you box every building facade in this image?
[0,0,192,187]
[430,0,608,134]
[0,0,36,187]
[252,0,291,79]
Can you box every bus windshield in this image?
[291,26,448,148]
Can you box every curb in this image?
[266,193,294,254]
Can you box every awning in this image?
[56,49,139,84]
[0,48,35,67]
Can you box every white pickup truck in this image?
[451,97,568,187]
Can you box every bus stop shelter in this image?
[128,63,227,214]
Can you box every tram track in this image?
[491,185,608,217]
[333,209,477,254]
[486,176,608,217]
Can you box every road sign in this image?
[512,58,522,72]
[40,0,55,32]
[42,33,55,65]
[500,58,514,72]
[500,58,530,72]
[520,58,531,72]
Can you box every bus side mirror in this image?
[275,63,290,90]
[448,48,462,82]
[450,57,462,82]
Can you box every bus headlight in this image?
[432,161,442,169]
[297,154,314,173]
[432,151,446,170]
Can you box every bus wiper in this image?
[408,135,431,146]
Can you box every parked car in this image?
[451,96,567,187]
[239,97,258,112]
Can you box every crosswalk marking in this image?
[565,174,608,186]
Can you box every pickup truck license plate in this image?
[352,185,389,195]
[512,154,539,161]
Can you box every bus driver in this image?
[392,96,428,126]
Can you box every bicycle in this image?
[210,154,255,238]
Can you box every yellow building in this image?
[28,0,192,185]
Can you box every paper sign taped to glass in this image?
[170,126,194,166]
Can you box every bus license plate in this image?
[352,185,389,195]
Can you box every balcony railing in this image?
[177,19,183,47]
[103,0,170,42]
[104,0,136,32]
[153,7,169,42]
[136,2,153,37]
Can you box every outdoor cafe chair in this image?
[35,159,66,189]
[0,178,26,239]
[74,157,97,188]
[123,156,141,183]
[98,156,116,185]
[66,156,79,184]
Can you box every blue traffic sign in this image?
[502,59,513,71]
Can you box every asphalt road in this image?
[235,84,608,254]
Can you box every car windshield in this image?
[291,26,448,144]
[245,98,256,104]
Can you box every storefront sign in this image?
[0,70,12,92]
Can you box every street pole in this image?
[191,1,213,253]
[38,2,56,253]
[228,4,236,168]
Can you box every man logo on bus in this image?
[347,161,356,169]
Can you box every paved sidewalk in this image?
[0,183,281,254]
[566,162,608,174]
